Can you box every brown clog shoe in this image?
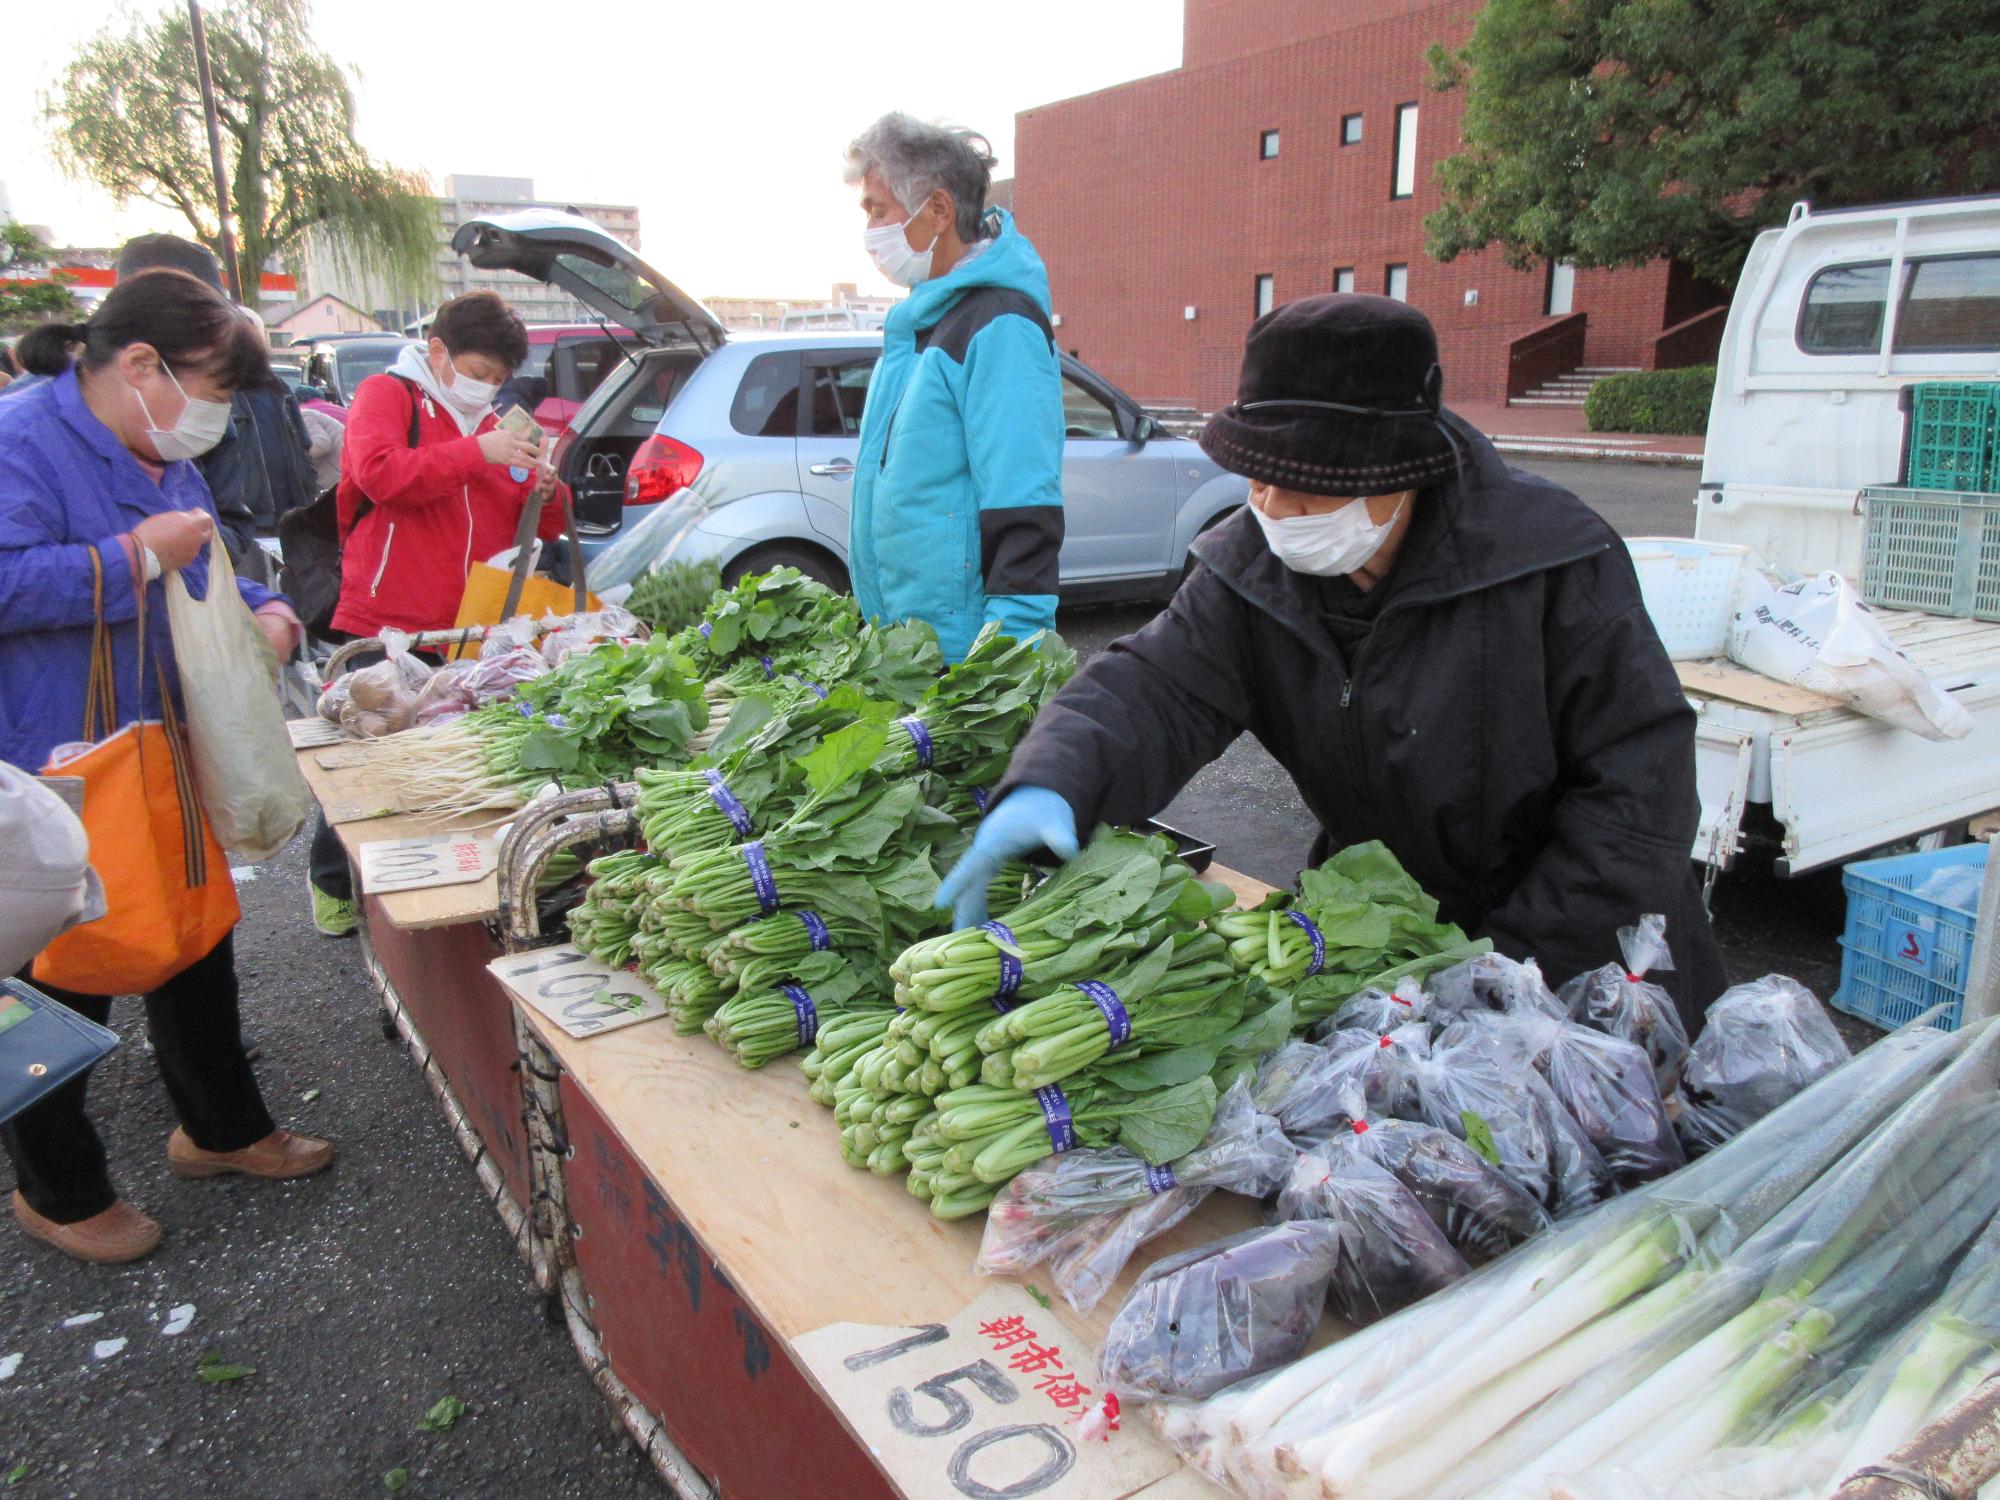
[12,1190,163,1265]
[167,1127,335,1181]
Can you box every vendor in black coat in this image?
[937,294,1726,1028]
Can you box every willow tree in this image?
[45,0,436,309]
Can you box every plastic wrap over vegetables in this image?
[1451,1009,1685,1190]
[975,1080,1295,1313]
[1679,976,1851,1156]
[1312,976,1429,1040]
[1403,1025,1610,1215]
[1560,914,1691,1096]
[463,644,551,698]
[1099,1221,1342,1401]
[1427,951,1568,1028]
[411,661,482,727]
[1254,1027,1424,1149]
[336,644,433,738]
[1278,1140,1470,1324]
[1333,1110,1551,1261]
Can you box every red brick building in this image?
[1013,0,1728,411]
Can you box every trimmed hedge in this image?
[1583,365,1716,436]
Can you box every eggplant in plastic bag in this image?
[1254,1027,1422,1148]
[1426,951,1567,1028]
[1277,1142,1470,1324]
[1311,976,1429,1041]
[1558,914,1691,1095]
[1679,974,1851,1155]
[1334,1113,1550,1261]
[1444,1007,1684,1189]
[1099,1221,1342,1401]
[974,1080,1295,1313]
[1402,1028,1610,1215]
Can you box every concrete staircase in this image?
[1509,366,1639,408]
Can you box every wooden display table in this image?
[299,738,1273,1497]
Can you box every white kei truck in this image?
[1632,194,2000,886]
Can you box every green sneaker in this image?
[311,887,357,938]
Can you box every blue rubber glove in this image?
[934,786,1080,930]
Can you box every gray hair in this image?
[844,113,996,243]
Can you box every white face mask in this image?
[865,208,941,289]
[133,362,232,462]
[1250,492,1407,577]
[439,351,498,414]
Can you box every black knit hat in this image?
[1200,294,1460,497]
[115,233,225,293]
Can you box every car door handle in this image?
[809,460,856,478]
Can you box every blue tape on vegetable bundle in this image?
[971,786,990,814]
[702,770,755,837]
[898,716,935,769]
[1284,909,1328,978]
[1035,1085,1077,1153]
[979,921,1022,1012]
[1076,979,1133,1050]
[795,910,831,952]
[786,675,828,701]
[1144,1163,1178,1194]
[741,841,780,915]
[759,655,775,680]
[783,984,818,1048]
[698,621,713,640]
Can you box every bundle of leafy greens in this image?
[1213,841,1489,1023]
[624,558,723,636]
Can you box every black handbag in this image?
[0,978,120,1127]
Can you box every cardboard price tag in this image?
[358,835,497,895]
[489,945,668,1038]
[287,717,347,749]
[792,1286,1209,1500]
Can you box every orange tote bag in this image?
[33,545,238,996]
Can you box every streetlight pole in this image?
[186,0,243,304]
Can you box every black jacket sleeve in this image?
[996,567,1255,829]
[1480,555,1725,1028]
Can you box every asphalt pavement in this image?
[0,457,1857,1496]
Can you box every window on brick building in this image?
[1341,113,1363,146]
[1385,264,1409,302]
[1334,267,1355,295]
[1255,274,1275,317]
[1260,129,1281,159]
[1392,104,1419,198]
[1546,260,1576,317]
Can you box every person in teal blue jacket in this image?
[844,114,1065,663]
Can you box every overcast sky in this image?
[3,0,1184,301]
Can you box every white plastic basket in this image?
[1628,539,1756,660]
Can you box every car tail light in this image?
[626,434,703,504]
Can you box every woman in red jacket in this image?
[331,291,567,637]
[310,292,570,934]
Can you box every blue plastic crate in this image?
[1835,843,1987,1032]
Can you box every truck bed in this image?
[1685,609,2000,874]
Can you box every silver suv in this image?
[455,209,1247,599]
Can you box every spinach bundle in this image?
[1219,841,1489,1024]
[623,559,722,636]
[704,951,891,1069]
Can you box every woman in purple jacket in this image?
[0,271,333,1265]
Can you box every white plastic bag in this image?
[1728,569,1973,741]
[164,542,312,861]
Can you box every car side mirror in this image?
[1131,414,1159,444]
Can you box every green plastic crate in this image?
[1907,382,1999,493]
[1861,486,2000,620]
